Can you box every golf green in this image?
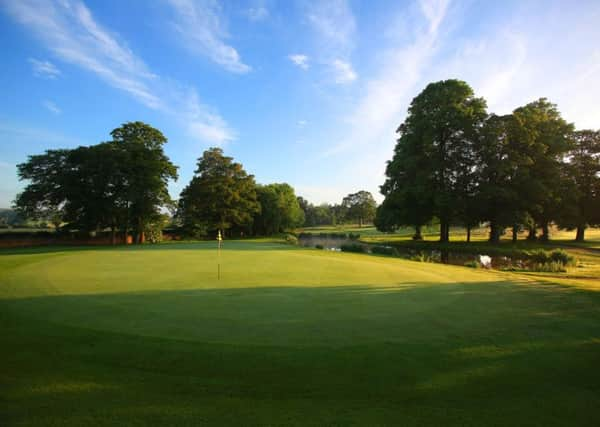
[1,242,599,426]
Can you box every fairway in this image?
[1,242,600,425]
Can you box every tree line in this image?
[14,122,377,242]
[376,79,600,242]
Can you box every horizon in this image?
[1,0,599,208]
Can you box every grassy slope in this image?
[1,242,600,426]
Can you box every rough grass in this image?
[1,242,600,426]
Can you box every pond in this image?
[298,235,527,270]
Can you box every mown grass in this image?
[1,242,600,426]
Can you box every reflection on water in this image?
[298,235,526,270]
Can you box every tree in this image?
[380,80,487,242]
[558,130,600,241]
[475,114,531,243]
[110,122,178,243]
[177,148,259,236]
[254,183,304,235]
[15,149,71,226]
[341,191,377,227]
[511,99,574,241]
[15,122,177,244]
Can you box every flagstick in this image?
[217,229,222,280]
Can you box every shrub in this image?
[371,245,396,256]
[285,234,298,245]
[530,261,566,273]
[315,244,324,249]
[340,243,366,253]
[464,260,480,269]
[549,249,576,266]
[528,249,549,264]
[409,252,433,262]
[348,233,360,240]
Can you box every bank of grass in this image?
[1,241,600,425]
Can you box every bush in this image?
[315,244,324,249]
[409,252,433,262]
[348,233,360,240]
[528,249,549,264]
[371,245,396,256]
[340,243,366,253]
[530,261,566,273]
[285,234,298,245]
[464,260,480,269]
[549,249,576,266]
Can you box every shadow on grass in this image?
[0,240,298,256]
[2,280,600,426]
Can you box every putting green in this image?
[1,242,599,426]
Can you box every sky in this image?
[1,0,600,208]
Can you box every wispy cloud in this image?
[3,0,235,146]
[28,58,61,79]
[331,59,356,84]
[288,54,309,70]
[324,0,451,156]
[297,120,308,127]
[246,5,269,22]
[42,100,61,115]
[166,0,251,74]
[305,0,357,83]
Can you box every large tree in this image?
[557,130,600,241]
[341,190,377,227]
[15,122,177,243]
[475,114,531,243]
[177,148,259,236]
[110,122,178,243]
[380,80,487,242]
[254,183,304,235]
[511,99,574,241]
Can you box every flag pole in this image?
[217,229,222,280]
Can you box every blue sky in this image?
[1,0,599,208]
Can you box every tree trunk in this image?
[512,225,518,243]
[540,222,549,242]
[110,226,116,245]
[413,225,423,240]
[439,220,449,243]
[489,221,500,244]
[466,225,471,243]
[527,226,537,241]
[575,225,586,242]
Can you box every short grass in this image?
[1,242,600,426]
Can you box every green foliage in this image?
[254,183,304,235]
[315,244,324,249]
[371,245,397,256]
[380,79,487,242]
[340,243,366,253]
[464,260,481,269]
[530,261,566,273]
[341,190,377,227]
[284,234,298,245]
[177,148,259,237]
[14,122,178,243]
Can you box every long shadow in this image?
[0,240,298,256]
[2,280,600,425]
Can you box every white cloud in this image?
[288,54,309,70]
[28,58,61,79]
[297,120,308,127]
[325,0,450,156]
[246,6,268,22]
[331,59,356,84]
[42,100,61,115]
[306,0,355,56]
[305,0,357,84]
[4,0,235,146]
[166,0,251,74]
